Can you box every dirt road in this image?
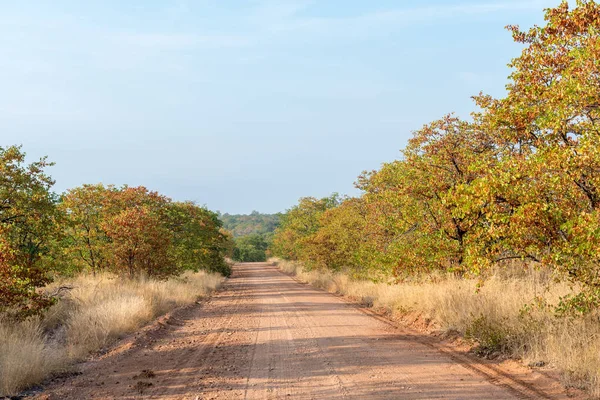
[37,263,574,399]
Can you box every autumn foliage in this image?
[272,1,600,312]
[0,146,59,318]
[0,147,231,318]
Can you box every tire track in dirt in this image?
[244,288,350,400]
[281,269,514,399]
[278,290,351,399]
[149,268,251,398]
[360,307,553,399]
[34,263,582,400]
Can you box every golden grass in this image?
[0,270,223,396]
[273,258,600,396]
[0,318,66,396]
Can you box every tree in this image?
[352,117,496,278]
[168,201,232,276]
[268,1,600,312]
[473,0,600,310]
[401,116,497,274]
[60,184,111,276]
[0,146,59,317]
[103,206,173,278]
[60,185,233,279]
[232,234,269,262]
[271,194,341,262]
[301,197,367,275]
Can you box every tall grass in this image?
[274,258,600,395]
[0,271,223,396]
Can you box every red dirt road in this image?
[37,263,576,399]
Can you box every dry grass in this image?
[0,318,67,396]
[0,270,223,396]
[273,258,600,396]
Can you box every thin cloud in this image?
[263,0,557,35]
[248,0,314,24]
[117,33,252,50]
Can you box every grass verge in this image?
[273,258,600,396]
[0,271,224,396]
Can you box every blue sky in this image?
[1,0,561,214]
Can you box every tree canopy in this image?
[271,1,600,312]
[0,148,232,318]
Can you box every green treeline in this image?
[220,212,280,262]
[233,234,270,262]
[0,146,232,319]
[271,1,600,313]
[219,211,280,237]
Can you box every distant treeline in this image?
[219,211,280,237]
[220,212,280,262]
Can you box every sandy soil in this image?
[33,263,582,400]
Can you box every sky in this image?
[1,0,563,214]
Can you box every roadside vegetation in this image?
[271,1,600,395]
[0,145,232,395]
[0,270,223,395]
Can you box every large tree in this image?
[473,0,600,310]
[0,146,59,317]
